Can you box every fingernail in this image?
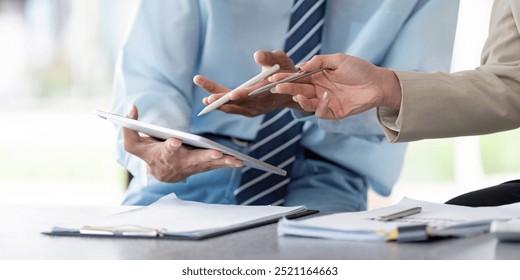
[127,105,135,117]
[270,87,277,94]
[268,76,274,82]
[210,153,222,159]
[323,91,329,100]
[167,139,181,149]
[255,51,265,61]
[292,96,298,102]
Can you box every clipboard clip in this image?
[80,225,165,237]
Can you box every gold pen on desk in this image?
[376,207,422,222]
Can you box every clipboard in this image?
[95,109,286,176]
[43,193,318,240]
[43,209,320,240]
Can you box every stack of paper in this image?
[491,219,520,242]
[46,194,307,239]
[278,197,520,242]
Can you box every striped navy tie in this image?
[235,0,326,205]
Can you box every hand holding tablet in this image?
[96,109,286,176]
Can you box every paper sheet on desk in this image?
[48,193,307,239]
[278,197,520,242]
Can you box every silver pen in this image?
[248,68,326,96]
[377,207,422,222]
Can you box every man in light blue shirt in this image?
[111,0,459,212]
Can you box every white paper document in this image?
[47,194,307,239]
[491,218,520,242]
[278,197,520,242]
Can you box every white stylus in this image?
[197,64,280,116]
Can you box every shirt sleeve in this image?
[110,0,201,177]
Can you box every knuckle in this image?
[332,53,344,59]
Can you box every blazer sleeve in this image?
[378,0,520,142]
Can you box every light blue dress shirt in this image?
[111,0,459,212]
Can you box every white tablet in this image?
[95,110,286,176]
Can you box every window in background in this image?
[369,0,520,208]
[0,0,137,205]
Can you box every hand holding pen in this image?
[268,53,401,120]
[194,50,325,117]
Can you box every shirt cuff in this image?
[377,107,401,142]
[378,107,401,130]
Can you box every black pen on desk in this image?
[377,207,422,222]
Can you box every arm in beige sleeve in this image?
[378,0,520,142]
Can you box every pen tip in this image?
[198,107,211,116]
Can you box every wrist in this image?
[379,68,402,110]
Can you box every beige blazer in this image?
[378,0,520,142]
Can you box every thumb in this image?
[164,138,182,154]
[122,105,141,154]
[127,104,138,120]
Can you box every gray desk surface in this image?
[1,203,520,260]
